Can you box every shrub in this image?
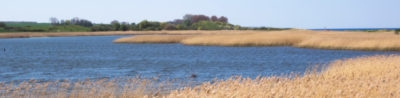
[395,29,400,35]
[120,22,129,31]
[0,22,6,28]
[137,20,162,30]
[176,24,187,30]
[0,27,5,32]
[111,20,120,31]
[70,17,93,27]
[163,24,177,30]
[191,21,230,30]
[91,25,113,31]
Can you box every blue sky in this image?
[1,0,399,29]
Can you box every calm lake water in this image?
[0,35,399,82]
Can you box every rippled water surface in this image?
[0,35,399,82]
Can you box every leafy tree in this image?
[211,16,218,22]
[183,14,192,21]
[192,21,221,30]
[50,17,92,27]
[137,20,162,30]
[71,17,81,25]
[395,29,400,35]
[137,20,149,30]
[70,17,93,27]
[0,22,6,28]
[111,20,120,31]
[183,20,191,27]
[130,23,138,30]
[0,28,4,32]
[120,22,129,31]
[49,17,59,26]
[60,20,71,25]
[160,23,167,29]
[60,20,65,25]
[65,20,71,25]
[190,15,210,23]
[176,24,187,30]
[179,14,230,27]
[218,16,228,23]
[182,14,211,25]
[163,24,177,30]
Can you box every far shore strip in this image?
[0,30,238,39]
[2,30,399,51]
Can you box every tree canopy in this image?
[0,14,287,32]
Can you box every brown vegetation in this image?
[0,78,172,98]
[180,30,310,46]
[114,30,400,51]
[1,55,400,97]
[295,31,400,51]
[167,55,400,97]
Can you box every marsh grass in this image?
[1,55,400,97]
[0,78,181,98]
[114,30,400,51]
[167,55,400,97]
[180,30,309,47]
[294,31,400,51]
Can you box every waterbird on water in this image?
[3,48,5,52]
[190,74,197,78]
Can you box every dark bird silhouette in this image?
[190,74,197,78]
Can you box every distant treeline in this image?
[0,14,288,32]
[0,21,90,32]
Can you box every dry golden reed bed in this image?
[1,55,400,97]
[114,30,400,51]
[180,30,309,47]
[168,55,400,97]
